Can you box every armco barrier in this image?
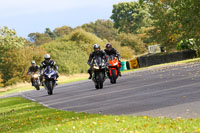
[126,61,130,70]
[120,61,127,71]
[129,58,139,69]
[137,50,196,68]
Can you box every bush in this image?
[110,40,133,59]
[118,32,147,54]
[1,46,46,85]
[57,28,107,55]
[42,41,89,74]
[4,78,23,86]
[81,19,118,41]
[0,73,3,87]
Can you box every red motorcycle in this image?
[107,55,120,84]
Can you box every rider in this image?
[40,54,59,85]
[104,43,122,76]
[87,44,108,79]
[27,60,40,86]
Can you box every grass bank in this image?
[0,97,200,133]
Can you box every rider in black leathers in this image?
[40,54,59,85]
[27,60,40,86]
[87,44,108,79]
[104,43,122,76]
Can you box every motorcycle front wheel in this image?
[46,81,53,95]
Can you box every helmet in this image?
[44,54,51,63]
[93,44,100,52]
[93,44,100,49]
[44,54,51,59]
[31,60,36,64]
[106,43,112,49]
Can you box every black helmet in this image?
[93,44,100,53]
[106,43,112,49]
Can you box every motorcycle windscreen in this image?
[94,56,105,66]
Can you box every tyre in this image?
[35,81,40,90]
[95,84,100,89]
[47,81,53,95]
[99,72,104,89]
[110,79,114,84]
[48,90,53,95]
[100,82,103,89]
[36,86,40,90]
[111,69,117,84]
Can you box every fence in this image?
[123,50,197,71]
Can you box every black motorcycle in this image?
[43,66,57,95]
[92,56,106,89]
[31,72,40,90]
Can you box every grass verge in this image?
[0,97,200,133]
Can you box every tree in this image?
[53,26,73,37]
[0,26,32,85]
[139,0,200,52]
[111,2,152,33]
[0,26,26,53]
[1,46,46,85]
[81,19,118,41]
[28,32,52,45]
[45,28,57,40]
[117,32,147,54]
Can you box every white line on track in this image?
[80,82,200,113]
[44,75,199,106]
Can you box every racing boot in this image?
[118,68,122,77]
[88,73,92,79]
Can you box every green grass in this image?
[0,86,34,96]
[0,97,200,133]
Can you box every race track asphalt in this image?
[20,63,200,118]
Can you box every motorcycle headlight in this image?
[114,62,118,66]
[48,74,51,78]
[93,66,99,69]
[33,74,39,78]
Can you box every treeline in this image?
[139,0,200,52]
[1,0,199,86]
[0,27,134,86]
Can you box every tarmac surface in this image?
[18,63,200,118]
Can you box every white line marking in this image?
[80,82,200,112]
[46,75,199,106]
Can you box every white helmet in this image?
[31,60,36,64]
[44,54,51,59]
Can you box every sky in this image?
[0,0,135,38]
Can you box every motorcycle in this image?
[107,55,120,84]
[92,56,106,89]
[43,66,57,95]
[31,72,40,90]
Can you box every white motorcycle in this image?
[31,72,41,90]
